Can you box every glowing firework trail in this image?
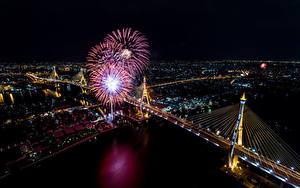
[88,64,133,107]
[105,28,150,75]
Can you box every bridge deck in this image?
[125,96,300,187]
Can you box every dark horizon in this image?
[1,0,300,62]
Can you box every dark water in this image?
[1,119,239,188]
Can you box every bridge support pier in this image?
[228,154,238,170]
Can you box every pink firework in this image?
[87,41,121,65]
[105,28,150,75]
[87,41,132,76]
[89,64,133,107]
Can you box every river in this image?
[1,118,238,188]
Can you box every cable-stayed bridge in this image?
[125,94,300,187]
[28,70,300,187]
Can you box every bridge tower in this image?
[51,66,60,81]
[0,93,4,105]
[141,76,151,105]
[139,76,151,118]
[80,72,87,86]
[72,68,88,94]
[228,92,246,169]
[79,69,88,94]
[51,66,61,97]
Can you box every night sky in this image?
[1,0,300,62]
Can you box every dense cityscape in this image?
[1,0,300,188]
[0,59,300,187]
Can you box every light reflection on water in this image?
[97,126,147,188]
[2,119,237,188]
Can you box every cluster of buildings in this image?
[1,59,300,181]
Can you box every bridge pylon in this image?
[139,76,151,118]
[141,76,151,105]
[51,66,60,81]
[80,72,87,86]
[51,66,61,97]
[79,69,88,94]
[228,92,246,170]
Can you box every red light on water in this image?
[98,141,143,188]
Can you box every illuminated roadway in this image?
[25,73,240,91]
[25,73,92,89]
[149,75,241,88]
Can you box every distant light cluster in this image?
[87,28,150,107]
[260,63,267,69]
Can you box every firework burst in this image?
[104,28,150,75]
[87,41,121,65]
[87,28,150,111]
[88,64,133,107]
